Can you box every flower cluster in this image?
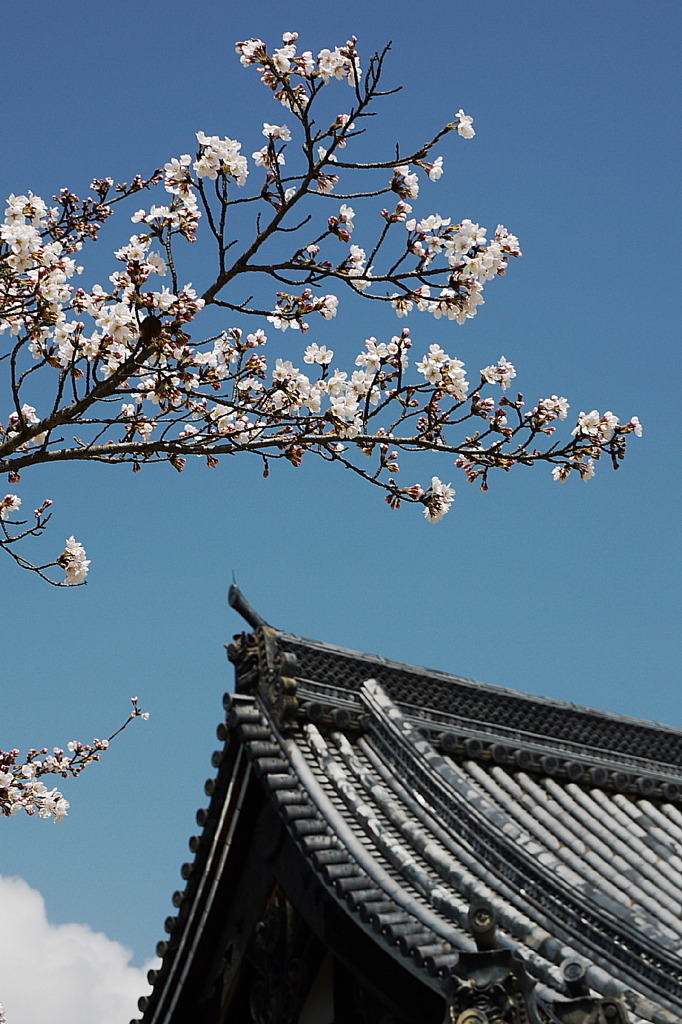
[523,395,570,436]
[0,739,107,822]
[0,493,21,521]
[572,408,621,441]
[235,32,361,111]
[268,289,338,331]
[549,411,643,484]
[417,344,468,400]
[194,131,248,185]
[56,536,90,585]
[481,356,517,390]
[422,476,456,522]
[0,193,82,340]
[0,759,71,823]
[552,459,595,483]
[384,218,523,325]
[392,165,420,200]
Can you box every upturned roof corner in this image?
[227,585,300,729]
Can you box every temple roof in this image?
[135,592,682,1024]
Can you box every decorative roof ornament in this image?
[227,584,300,729]
[443,901,631,1024]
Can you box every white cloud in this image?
[0,875,155,1024]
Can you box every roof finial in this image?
[228,584,270,629]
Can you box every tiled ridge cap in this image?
[274,631,682,771]
[295,682,682,796]
[290,690,682,804]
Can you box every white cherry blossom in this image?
[57,537,90,586]
[304,343,333,365]
[262,122,291,141]
[572,409,619,441]
[455,109,475,138]
[0,494,21,520]
[423,477,456,522]
[481,356,517,390]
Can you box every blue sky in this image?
[1,0,680,1018]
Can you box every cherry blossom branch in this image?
[0,697,149,822]
[0,500,80,586]
[0,30,642,584]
